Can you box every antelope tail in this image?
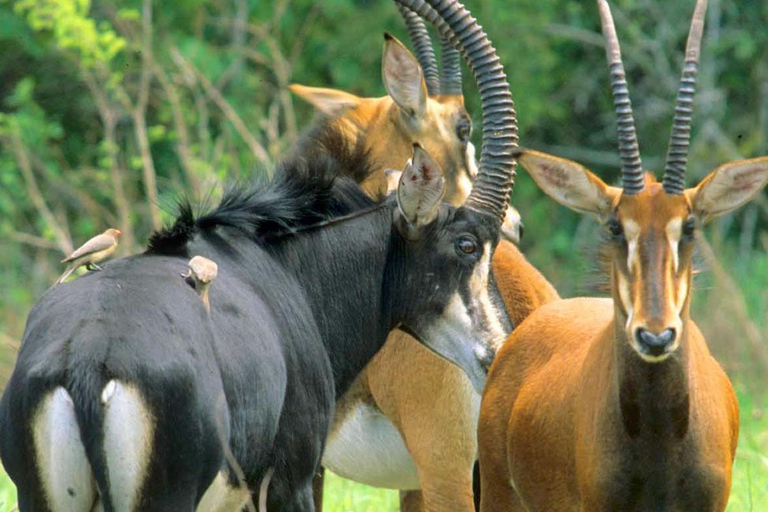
[258,467,275,512]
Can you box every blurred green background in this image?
[0,0,766,510]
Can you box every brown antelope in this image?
[479,0,768,510]
[290,3,557,512]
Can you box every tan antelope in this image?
[479,0,768,510]
[290,3,557,511]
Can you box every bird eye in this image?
[456,236,478,255]
[456,120,472,143]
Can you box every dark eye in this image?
[456,236,478,255]
[608,218,624,240]
[682,217,696,241]
[456,120,472,143]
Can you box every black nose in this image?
[635,328,676,357]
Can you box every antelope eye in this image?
[456,236,478,255]
[608,218,624,239]
[682,217,696,239]
[456,120,472,143]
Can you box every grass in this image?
[0,388,764,511]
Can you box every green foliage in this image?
[13,0,125,68]
[0,0,766,507]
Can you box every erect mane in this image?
[147,129,378,255]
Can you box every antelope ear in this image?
[382,33,428,119]
[686,156,768,223]
[288,84,360,117]
[396,144,445,234]
[516,149,620,218]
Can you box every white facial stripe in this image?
[473,243,507,349]
[666,218,682,273]
[618,272,634,330]
[466,142,479,179]
[623,219,641,272]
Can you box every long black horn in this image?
[393,0,518,222]
[662,0,708,195]
[396,4,441,96]
[439,36,462,95]
[596,0,645,194]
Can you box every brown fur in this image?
[363,241,558,512]
[476,152,764,511]
[296,37,542,512]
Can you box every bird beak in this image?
[115,230,122,236]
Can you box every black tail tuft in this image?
[146,203,196,256]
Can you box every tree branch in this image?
[8,129,73,256]
[171,48,272,171]
[82,69,136,253]
[133,0,161,229]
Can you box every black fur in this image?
[1,118,510,512]
[148,126,376,254]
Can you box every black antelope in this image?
[0,0,520,509]
[479,0,768,510]
[290,3,557,511]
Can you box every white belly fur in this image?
[322,403,421,490]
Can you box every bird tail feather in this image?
[57,265,76,284]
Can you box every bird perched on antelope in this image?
[182,255,218,312]
[56,228,121,284]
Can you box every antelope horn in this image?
[393,0,518,222]
[439,36,462,95]
[596,0,645,195]
[396,4,441,96]
[662,0,708,195]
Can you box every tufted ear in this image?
[396,144,445,235]
[382,33,428,120]
[289,84,361,117]
[516,149,620,219]
[686,157,768,224]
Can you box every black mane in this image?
[147,127,378,255]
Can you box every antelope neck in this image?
[611,288,692,442]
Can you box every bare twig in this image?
[153,63,201,192]
[171,48,272,171]
[697,233,768,371]
[7,230,60,250]
[8,129,73,256]
[215,0,250,90]
[132,0,161,229]
[82,70,136,253]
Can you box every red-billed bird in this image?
[57,228,122,284]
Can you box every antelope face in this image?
[290,34,524,243]
[517,150,768,363]
[606,181,694,361]
[393,145,512,393]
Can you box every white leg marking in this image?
[33,387,97,512]
[196,471,250,512]
[102,381,154,512]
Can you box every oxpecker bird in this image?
[57,228,121,284]
[182,255,218,312]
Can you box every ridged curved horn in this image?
[596,0,644,195]
[439,36,462,95]
[393,0,518,222]
[396,4,441,96]
[663,0,708,195]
